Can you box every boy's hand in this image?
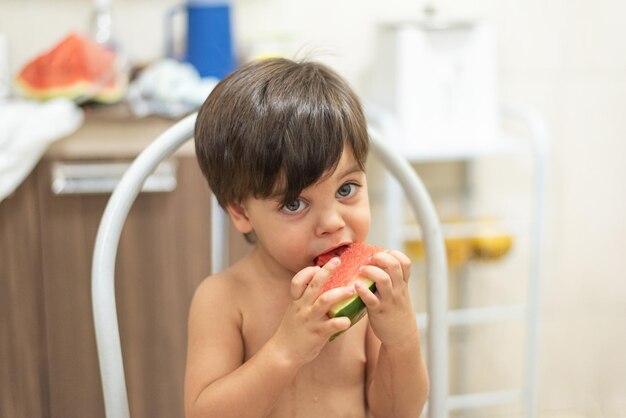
[354,250,419,347]
[271,258,353,366]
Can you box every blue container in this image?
[166,0,235,79]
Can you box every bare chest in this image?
[240,293,370,417]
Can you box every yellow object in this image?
[404,237,473,268]
[404,239,425,260]
[403,217,514,267]
[445,237,473,268]
[471,234,513,261]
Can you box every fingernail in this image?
[329,257,340,266]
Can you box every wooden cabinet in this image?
[0,170,48,418]
[1,155,250,418]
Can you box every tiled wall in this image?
[2,0,625,417]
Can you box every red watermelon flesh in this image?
[317,242,382,292]
[315,242,384,340]
[15,32,126,103]
[314,244,349,269]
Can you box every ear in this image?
[226,203,253,234]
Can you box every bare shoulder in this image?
[191,269,237,306]
[188,264,246,327]
[188,252,264,337]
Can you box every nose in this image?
[314,204,346,237]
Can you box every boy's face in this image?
[229,146,371,277]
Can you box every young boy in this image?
[185,58,429,418]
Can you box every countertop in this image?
[46,104,196,160]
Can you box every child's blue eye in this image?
[281,199,306,214]
[336,183,358,198]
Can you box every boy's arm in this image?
[184,278,299,418]
[365,325,429,418]
[357,250,429,418]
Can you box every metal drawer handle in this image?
[51,160,178,195]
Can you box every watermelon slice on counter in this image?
[14,32,126,104]
[315,242,384,340]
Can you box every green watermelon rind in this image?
[328,278,376,341]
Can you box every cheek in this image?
[275,242,313,272]
[259,223,312,266]
[351,204,371,239]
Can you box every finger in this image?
[370,252,405,288]
[388,249,412,282]
[359,265,393,297]
[301,257,340,304]
[290,266,319,300]
[325,316,352,336]
[312,285,356,317]
[354,279,380,309]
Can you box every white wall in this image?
[2,0,625,417]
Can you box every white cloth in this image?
[0,98,83,203]
[126,59,218,119]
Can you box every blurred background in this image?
[1,1,625,418]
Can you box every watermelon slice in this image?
[315,242,383,340]
[15,32,126,104]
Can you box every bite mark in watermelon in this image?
[15,32,126,104]
[316,242,383,340]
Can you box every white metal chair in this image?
[91,112,449,418]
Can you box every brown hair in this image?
[194,57,369,208]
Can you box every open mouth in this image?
[313,244,351,267]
